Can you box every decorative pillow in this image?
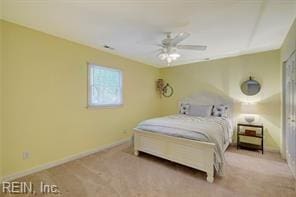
[188,105,213,117]
[212,104,230,117]
[179,103,190,115]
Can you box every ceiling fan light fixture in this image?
[157,32,207,65]
[166,57,173,63]
[158,50,180,63]
[169,52,180,60]
[158,53,168,60]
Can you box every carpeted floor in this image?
[2,143,295,197]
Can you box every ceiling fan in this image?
[157,32,207,65]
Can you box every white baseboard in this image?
[264,146,280,153]
[1,137,131,182]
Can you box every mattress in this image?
[136,114,233,144]
[136,125,209,142]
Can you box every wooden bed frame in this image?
[134,129,215,183]
[133,92,234,183]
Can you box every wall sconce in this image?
[156,79,174,97]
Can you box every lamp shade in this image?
[240,102,259,115]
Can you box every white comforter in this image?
[136,114,232,175]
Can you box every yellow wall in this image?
[0,20,3,178]
[160,50,281,150]
[1,20,160,177]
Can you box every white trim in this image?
[264,146,280,153]
[87,104,124,109]
[87,63,123,108]
[281,60,287,159]
[1,137,131,182]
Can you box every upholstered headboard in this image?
[179,91,234,106]
[179,91,235,136]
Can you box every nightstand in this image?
[237,123,264,154]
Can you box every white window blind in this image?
[88,64,122,107]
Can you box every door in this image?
[285,50,296,178]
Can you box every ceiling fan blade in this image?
[156,44,165,48]
[177,45,207,51]
[170,32,190,45]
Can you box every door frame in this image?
[282,49,296,160]
[282,60,287,159]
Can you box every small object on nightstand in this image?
[237,122,264,154]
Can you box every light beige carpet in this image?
[2,143,295,197]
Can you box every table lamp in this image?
[240,102,258,123]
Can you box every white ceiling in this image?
[1,0,296,67]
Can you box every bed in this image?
[133,92,234,183]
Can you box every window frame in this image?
[87,63,123,108]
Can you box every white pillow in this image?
[188,105,213,117]
[179,103,190,115]
[212,104,230,118]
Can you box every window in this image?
[88,64,122,107]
